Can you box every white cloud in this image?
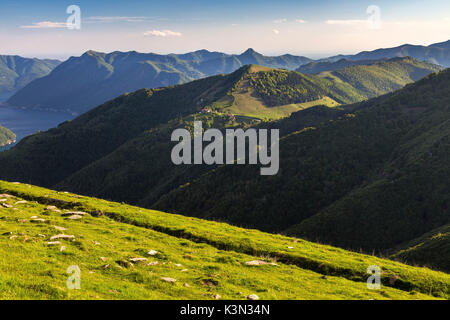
[20,21,67,29]
[296,19,307,24]
[326,19,366,26]
[143,29,182,37]
[273,19,287,24]
[273,29,280,35]
[86,16,149,23]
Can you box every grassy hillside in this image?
[7,49,312,114]
[0,63,446,273]
[325,57,442,98]
[297,59,378,74]
[0,60,436,201]
[154,69,450,271]
[0,125,15,147]
[0,180,447,299]
[0,55,60,100]
[390,224,450,273]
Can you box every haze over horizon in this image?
[1,0,449,60]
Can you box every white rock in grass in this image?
[15,200,27,205]
[245,260,278,266]
[30,218,46,223]
[247,294,259,300]
[147,250,158,256]
[47,241,61,245]
[62,211,88,216]
[129,257,148,263]
[50,234,75,241]
[161,277,177,283]
[66,215,83,220]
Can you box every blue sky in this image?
[0,0,449,59]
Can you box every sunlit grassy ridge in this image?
[0,125,15,147]
[0,180,448,299]
[391,224,450,273]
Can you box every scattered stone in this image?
[0,199,6,202]
[183,283,190,288]
[161,277,177,283]
[36,234,46,238]
[101,264,111,269]
[9,235,17,240]
[30,218,46,223]
[181,269,188,272]
[116,260,134,268]
[45,206,61,212]
[30,216,38,219]
[15,200,27,205]
[60,246,66,252]
[321,275,327,280]
[99,257,108,262]
[129,257,148,263]
[287,246,294,249]
[0,194,13,198]
[53,225,68,231]
[17,219,27,223]
[245,260,278,266]
[2,232,12,236]
[66,215,83,220]
[49,234,75,241]
[147,250,158,256]
[175,264,182,267]
[62,211,88,217]
[201,279,218,287]
[213,294,221,300]
[2,203,13,208]
[145,262,159,266]
[247,294,259,300]
[47,241,61,245]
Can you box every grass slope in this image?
[390,224,450,273]
[155,69,450,271]
[0,180,447,299]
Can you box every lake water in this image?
[0,106,74,151]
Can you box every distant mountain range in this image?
[320,40,450,67]
[6,49,312,114]
[5,39,449,114]
[0,55,60,101]
[0,57,447,271]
